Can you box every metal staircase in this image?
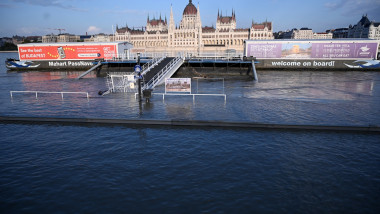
[142,56,185,90]
[102,56,184,95]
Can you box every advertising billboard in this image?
[18,44,118,61]
[165,78,191,93]
[245,41,378,59]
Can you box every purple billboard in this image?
[246,44,282,58]
[246,41,378,59]
[311,43,378,59]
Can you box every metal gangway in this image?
[142,56,185,90]
[140,56,165,76]
[104,56,184,95]
[103,56,168,94]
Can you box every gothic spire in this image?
[169,4,175,31]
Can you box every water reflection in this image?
[244,71,376,102]
[164,97,195,120]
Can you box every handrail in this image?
[141,56,165,76]
[10,91,90,100]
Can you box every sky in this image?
[0,0,380,37]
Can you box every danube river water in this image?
[1,52,380,213]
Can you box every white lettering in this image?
[271,61,336,67]
[313,61,335,67]
[271,61,301,66]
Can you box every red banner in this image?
[19,44,117,60]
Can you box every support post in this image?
[136,53,142,102]
[252,59,258,81]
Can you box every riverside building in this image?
[115,0,273,55]
[348,15,380,40]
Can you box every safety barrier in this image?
[10,91,90,100]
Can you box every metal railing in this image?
[101,52,245,62]
[141,56,165,76]
[10,91,90,100]
[142,56,184,90]
[106,75,137,93]
[188,52,244,61]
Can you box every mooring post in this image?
[252,58,258,81]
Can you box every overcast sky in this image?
[0,0,379,37]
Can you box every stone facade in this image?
[292,28,314,39]
[42,34,80,43]
[115,0,273,55]
[84,34,114,42]
[313,32,333,39]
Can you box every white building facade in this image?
[115,0,274,55]
[42,34,79,43]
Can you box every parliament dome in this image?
[183,0,197,15]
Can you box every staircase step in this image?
[143,57,174,83]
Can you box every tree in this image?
[0,42,17,51]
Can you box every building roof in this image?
[116,27,146,35]
[183,0,197,15]
[219,16,234,24]
[252,22,272,30]
[217,10,236,23]
[202,26,216,33]
[358,15,371,26]
[148,19,166,26]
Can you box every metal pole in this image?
[137,53,142,102]
[223,78,225,94]
[252,60,258,81]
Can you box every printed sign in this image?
[246,42,378,59]
[18,44,117,60]
[165,78,191,93]
[246,44,282,58]
[311,43,378,59]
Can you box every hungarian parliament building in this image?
[115,0,273,55]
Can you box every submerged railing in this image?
[10,91,90,100]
